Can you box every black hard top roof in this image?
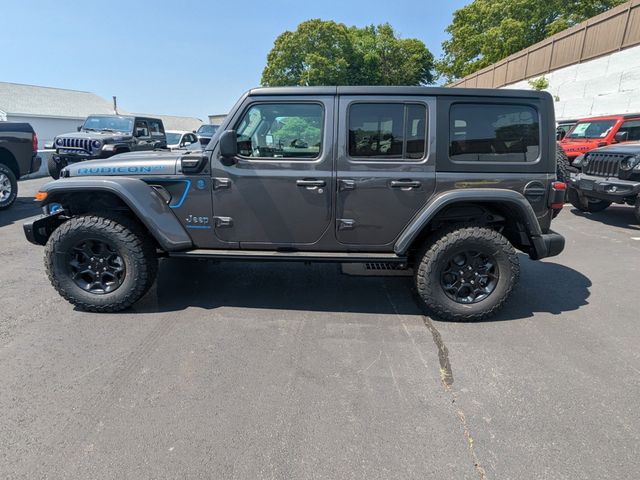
[248,86,551,99]
[87,114,162,121]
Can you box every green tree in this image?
[437,0,626,82]
[261,20,435,86]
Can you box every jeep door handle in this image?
[296,179,326,188]
[390,180,421,189]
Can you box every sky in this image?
[0,0,468,121]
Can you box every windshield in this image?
[197,124,218,135]
[166,132,182,144]
[83,116,133,134]
[567,120,616,139]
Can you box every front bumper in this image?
[530,230,565,260]
[568,173,640,202]
[52,152,104,165]
[23,211,65,246]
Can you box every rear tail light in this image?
[550,181,567,210]
[32,132,38,152]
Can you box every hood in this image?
[588,142,640,155]
[56,130,132,142]
[64,150,182,177]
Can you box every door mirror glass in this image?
[219,129,238,158]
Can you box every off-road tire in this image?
[415,226,520,322]
[48,156,63,180]
[44,215,158,312]
[0,163,18,210]
[567,187,611,212]
[556,143,577,183]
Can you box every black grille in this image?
[60,137,92,152]
[583,153,624,177]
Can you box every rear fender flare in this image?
[40,177,192,251]
[394,189,543,255]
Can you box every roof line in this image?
[0,80,93,94]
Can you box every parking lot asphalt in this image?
[1,178,639,479]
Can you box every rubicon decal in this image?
[76,165,169,175]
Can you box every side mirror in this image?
[219,129,238,158]
[614,131,629,143]
[77,126,82,132]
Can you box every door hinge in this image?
[213,216,233,227]
[337,219,355,230]
[213,177,232,189]
[338,179,356,191]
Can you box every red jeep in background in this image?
[559,113,640,160]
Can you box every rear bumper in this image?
[30,155,42,175]
[530,230,565,260]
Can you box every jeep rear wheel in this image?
[415,226,519,322]
[0,164,18,210]
[44,215,158,312]
[567,188,611,212]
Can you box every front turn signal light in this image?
[34,191,48,202]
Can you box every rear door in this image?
[336,96,436,247]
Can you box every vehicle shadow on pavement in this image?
[133,254,591,322]
[568,205,640,230]
[0,196,41,228]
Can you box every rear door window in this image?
[348,103,427,160]
[449,104,540,163]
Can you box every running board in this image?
[169,249,407,263]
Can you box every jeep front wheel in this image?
[44,215,158,312]
[48,156,64,179]
[567,188,611,212]
[415,226,519,322]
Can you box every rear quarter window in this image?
[449,104,540,163]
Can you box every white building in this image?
[451,0,640,121]
[0,82,119,144]
[0,82,203,143]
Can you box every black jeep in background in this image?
[48,115,167,179]
[0,122,40,209]
[569,142,640,223]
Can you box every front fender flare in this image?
[394,189,543,255]
[39,177,192,251]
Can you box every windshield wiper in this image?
[83,127,97,132]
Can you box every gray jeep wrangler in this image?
[24,87,566,321]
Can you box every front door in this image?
[336,96,436,247]
[210,97,334,247]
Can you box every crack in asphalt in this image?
[422,315,486,480]
[382,280,487,479]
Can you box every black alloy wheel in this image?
[67,238,126,294]
[440,249,499,304]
